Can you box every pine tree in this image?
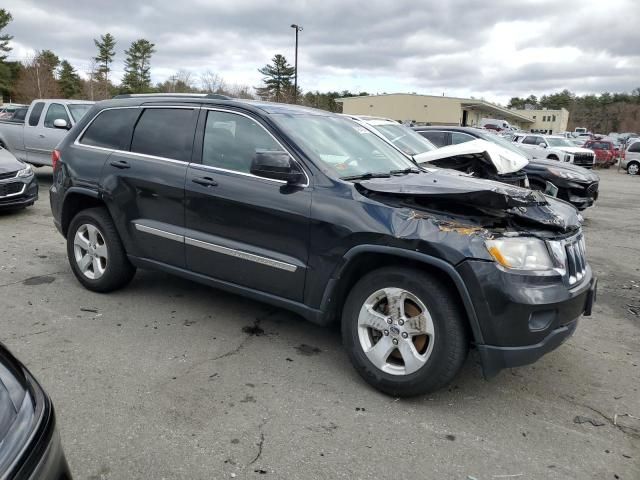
[0,9,13,96]
[93,33,116,98]
[121,39,155,93]
[57,60,81,98]
[256,54,295,102]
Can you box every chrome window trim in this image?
[190,163,287,184]
[202,107,310,187]
[133,222,298,272]
[0,183,26,198]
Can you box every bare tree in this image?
[13,51,60,102]
[157,70,196,93]
[200,70,226,93]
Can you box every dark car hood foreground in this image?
[357,170,581,232]
[0,148,24,174]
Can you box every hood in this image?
[414,139,528,175]
[357,170,581,232]
[0,148,24,174]
[528,158,599,178]
[554,146,595,154]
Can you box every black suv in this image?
[414,126,600,210]
[50,95,597,396]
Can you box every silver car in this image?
[621,140,640,175]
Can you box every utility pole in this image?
[290,24,303,104]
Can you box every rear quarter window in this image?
[79,108,141,150]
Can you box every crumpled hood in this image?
[413,139,528,175]
[0,147,24,174]
[357,171,581,232]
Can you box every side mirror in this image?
[539,142,547,148]
[53,118,70,130]
[250,151,304,184]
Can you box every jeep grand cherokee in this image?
[50,94,597,396]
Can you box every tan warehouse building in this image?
[337,93,569,133]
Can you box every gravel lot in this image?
[1,167,638,480]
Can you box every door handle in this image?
[38,134,45,138]
[192,176,218,187]
[109,160,131,169]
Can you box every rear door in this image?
[184,108,311,301]
[26,102,70,165]
[22,102,45,164]
[100,106,199,267]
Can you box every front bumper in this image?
[0,174,38,209]
[556,180,598,210]
[458,259,596,378]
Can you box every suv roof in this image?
[99,94,328,117]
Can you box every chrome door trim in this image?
[132,222,298,273]
[185,237,298,272]
[134,223,185,242]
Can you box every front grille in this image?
[0,182,24,198]
[565,235,587,285]
[573,153,594,167]
[0,171,17,180]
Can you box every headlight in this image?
[546,167,586,181]
[16,165,33,178]
[485,237,555,271]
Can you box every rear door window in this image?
[418,130,448,147]
[28,102,45,126]
[131,108,198,162]
[628,142,640,153]
[80,108,141,150]
[43,103,71,128]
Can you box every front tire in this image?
[342,267,469,396]
[67,207,135,292]
[627,161,639,175]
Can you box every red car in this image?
[584,140,617,168]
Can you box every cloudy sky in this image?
[3,0,639,104]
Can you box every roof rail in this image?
[112,93,231,100]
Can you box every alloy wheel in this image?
[357,287,435,376]
[628,163,639,175]
[73,224,108,280]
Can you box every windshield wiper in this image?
[342,172,391,181]
[389,168,421,175]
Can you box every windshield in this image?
[272,114,417,179]
[546,137,574,147]
[68,104,93,122]
[369,123,437,156]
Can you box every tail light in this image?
[51,149,61,171]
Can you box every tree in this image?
[157,70,196,93]
[200,70,225,93]
[0,9,14,96]
[121,39,155,93]
[57,60,82,98]
[256,54,295,102]
[94,33,116,98]
[13,50,60,101]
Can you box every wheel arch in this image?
[319,245,484,344]
[60,188,106,237]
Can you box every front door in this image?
[101,106,199,268]
[184,108,311,302]
[26,103,70,165]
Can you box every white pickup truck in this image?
[0,99,93,166]
[511,133,596,168]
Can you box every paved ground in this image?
[1,167,638,480]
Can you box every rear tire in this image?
[627,161,639,175]
[341,266,469,397]
[67,207,135,292]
